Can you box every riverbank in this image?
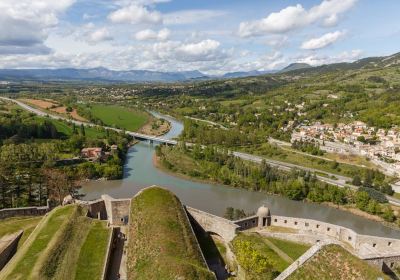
[153,150,400,230]
[139,115,171,136]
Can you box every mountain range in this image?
[0,52,399,83]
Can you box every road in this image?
[2,96,400,206]
[0,97,177,145]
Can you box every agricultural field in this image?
[0,205,111,280]
[90,104,148,131]
[19,99,86,122]
[287,244,388,280]
[127,186,214,280]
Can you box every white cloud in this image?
[150,39,225,62]
[135,28,170,41]
[108,3,162,24]
[88,28,113,43]
[0,0,75,53]
[163,10,227,25]
[296,49,363,66]
[238,0,357,37]
[301,30,346,50]
[177,39,220,57]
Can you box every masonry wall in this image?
[186,207,239,242]
[0,206,48,219]
[234,215,259,230]
[0,231,23,270]
[269,215,400,257]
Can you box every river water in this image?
[82,113,400,238]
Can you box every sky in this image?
[0,0,399,74]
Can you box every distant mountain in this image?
[280,63,312,73]
[279,52,400,75]
[222,70,275,79]
[0,52,399,83]
[0,68,208,83]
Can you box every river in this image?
[82,112,400,238]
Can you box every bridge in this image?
[2,96,400,206]
[0,97,177,146]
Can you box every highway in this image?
[2,96,400,206]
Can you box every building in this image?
[81,147,103,160]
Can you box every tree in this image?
[382,206,395,222]
[352,175,362,186]
[355,191,370,211]
[80,124,86,136]
[224,207,234,220]
[43,168,79,205]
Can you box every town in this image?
[292,121,400,177]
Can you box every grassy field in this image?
[75,220,110,280]
[127,186,215,280]
[232,233,290,279]
[90,104,148,131]
[288,244,388,280]
[32,116,107,139]
[265,237,310,260]
[0,216,43,249]
[1,205,110,280]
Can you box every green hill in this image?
[127,186,215,280]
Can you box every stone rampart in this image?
[0,206,48,219]
[77,199,108,220]
[0,230,23,270]
[233,215,259,230]
[270,215,400,258]
[102,227,117,280]
[186,207,239,242]
[101,195,130,226]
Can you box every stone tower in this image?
[257,205,271,228]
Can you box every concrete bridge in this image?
[3,96,400,206]
[0,97,177,146]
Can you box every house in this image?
[81,147,103,160]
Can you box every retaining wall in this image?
[0,231,23,270]
[186,207,239,242]
[269,215,400,258]
[0,206,48,219]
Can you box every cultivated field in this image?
[90,104,148,131]
[127,186,215,280]
[19,99,86,122]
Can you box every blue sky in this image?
[0,0,399,74]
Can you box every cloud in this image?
[88,28,113,43]
[163,10,227,25]
[150,39,225,62]
[301,30,346,50]
[238,0,357,37]
[296,49,362,66]
[0,0,75,53]
[135,28,170,41]
[108,3,162,24]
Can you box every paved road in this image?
[3,96,400,206]
[0,97,177,145]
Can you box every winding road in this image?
[2,96,400,206]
